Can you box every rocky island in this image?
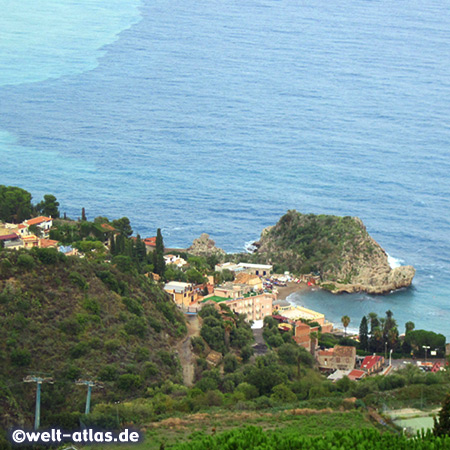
[252,210,415,294]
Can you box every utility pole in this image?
[23,375,54,430]
[75,379,103,414]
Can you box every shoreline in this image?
[276,281,315,301]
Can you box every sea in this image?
[0,0,449,337]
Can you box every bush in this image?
[124,317,147,338]
[117,374,142,391]
[122,297,143,316]
[17,254,35,269]
[223,353,238,373]
[99,365,119,382]
[69,271,88,290]
[10,348,31,367]
[83,297,100,315]
[70,342,90,359]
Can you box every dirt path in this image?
[176,314,200,387]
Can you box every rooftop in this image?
[361,355,383,370]
[25,216,52,226]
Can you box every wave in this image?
[387,253,405,269]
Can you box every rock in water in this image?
[188,233,226,258]
[255,210,415,294]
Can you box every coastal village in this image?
[2,217,445,385]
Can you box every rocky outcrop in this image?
[254,210,415,295]
[188,233,226,258]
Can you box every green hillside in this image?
[0,247,186,431]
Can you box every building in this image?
[360,355,385,374]
[317,345,356,371]
[276,306,333,333]
[293,321,320,353]
[22,235,39,249]
[0,233,23,249]
[348,369,366,381]
[200,292,275,322]
[234,272,263,290]
[142,237,157,253]
[226,292,274,322]
[214,283,252,299]
[164,281,196,307]
[164,254,188,267]
[214,262,273,277]
[23,216,53,236]
[39,238,59,248]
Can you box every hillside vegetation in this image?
[0,247,186,431]
[254,210,415,294]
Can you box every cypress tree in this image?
[359,316,369,351]
[81,207,87,221]
[110,236,116,256]
[153,228,165,277]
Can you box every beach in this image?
[276,282,313,301]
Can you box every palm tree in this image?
[341,315,350,336]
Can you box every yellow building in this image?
[164,281,197,307]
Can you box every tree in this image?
[359,316,369,351]
[81,207,87,221]
[434,393,450,436]
[0,185,33,222]
[153,228,165,277]
[134,234,147,264]
[341,315,350,336]
[112,217,133,237]
[37,194,60,218]
[405,321,415,334]
[367,312,379,334]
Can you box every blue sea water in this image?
[0,0,449,337]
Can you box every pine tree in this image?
[359,316,369,351]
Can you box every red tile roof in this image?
[101,223,115,232]
[361,355,383,371]
[39,239,59,248]
[348,369,366,380]
[318,349,334,357]
[143,237,157,246]
[0,234,19,241]
[26,216,51,226]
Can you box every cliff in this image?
[254,210,415,294]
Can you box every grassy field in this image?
[82,409,377,450]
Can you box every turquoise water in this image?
[0,0,449,336]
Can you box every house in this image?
[142,237,157,253]
[348,369,366,381]
[0,233,23,249]
[327,369,351,382]
[360,355,385,374]
[214,262,273,277]
[317,345,356,371]
[214,282,252,299]
[293,321,320,353]
[234,272,263,290]
[236,263,272,276]
[22,235,39,249]
[164,281,197,307]
[39,238,59,249]
[163,254,187,267]
[23,216,53,236]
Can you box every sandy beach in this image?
[276,281,314,300]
